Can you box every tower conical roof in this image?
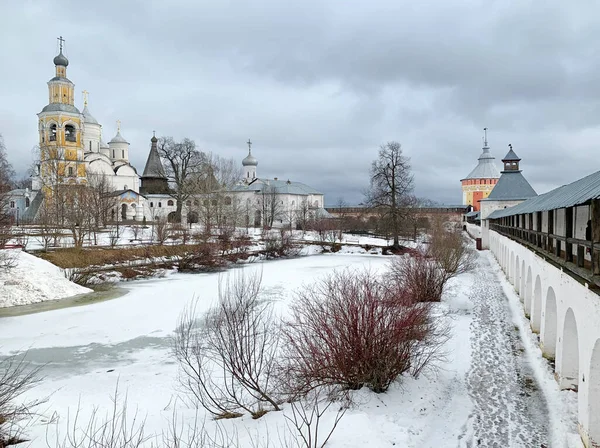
[502,148,521,162]
[142,137,166,179]
[462,144,501,180]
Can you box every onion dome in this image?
[53,50,69,67]
[242,151,258,166]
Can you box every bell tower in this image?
[37,36,86,190]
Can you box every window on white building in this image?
[158,202,162,208]
[25,198,30,208]
[150,202,154,208]
[122,150,125,159]
[10,201,15,208]
[167,200,174,206]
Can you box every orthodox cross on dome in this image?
[57,35,65,52]
[153,130,156,137]
[483,127,488,147]
[82,90,89,107]
[247,138,252,154]
[117,120,121,132]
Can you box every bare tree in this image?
[60,185,96,248]
[158,136,205,223]
[173,271,282,419]
[153,215,170,245]
[295,200,311,234]
[260,185,283,229]
[365,142,414,249]
[85,174,119,245]
[335,197,349,241]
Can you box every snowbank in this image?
[0,249,92,308]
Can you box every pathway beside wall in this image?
[463,250,555,446]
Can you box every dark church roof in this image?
[484,171,537,201]
[483,146,536,201]
[141,137,166,179]
[502,148,521,162]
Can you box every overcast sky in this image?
[1,0,599,205]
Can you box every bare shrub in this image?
[154,217,170,245]
[427,221,475,279]
[263,229,300,259]
[176,242,225,272]
[388,255,445,303]
[310,219,338,249]
[0,249,19,271]
[63,268,95,287]
[173,271,282,419]
[129,225,142,242]
[0,354,44,447]
[282,387,349,448]
[283,269,447,394]
[389,220,476,304]
[47,385,148,448]
[108,228,120,248]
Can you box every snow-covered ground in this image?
[0,249,91,308]
[0,250,581,447]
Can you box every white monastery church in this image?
[7,39,327,228]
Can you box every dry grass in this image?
[37,244,217,269]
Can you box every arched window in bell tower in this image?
[49,124,57,142]
[65,124,76,142]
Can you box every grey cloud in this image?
[1,0,599,206]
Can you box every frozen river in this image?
[0,252,576,447]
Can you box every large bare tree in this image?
[158,136,205,222]
[365,141,414,248]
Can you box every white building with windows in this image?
[227,142,329,229]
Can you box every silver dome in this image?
[109,131,129,144]
[242,152,258,166]
[53,51,69,67]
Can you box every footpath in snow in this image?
[460,250,580,448]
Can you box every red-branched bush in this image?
[283,269,447,394]
[388,254,446,303]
